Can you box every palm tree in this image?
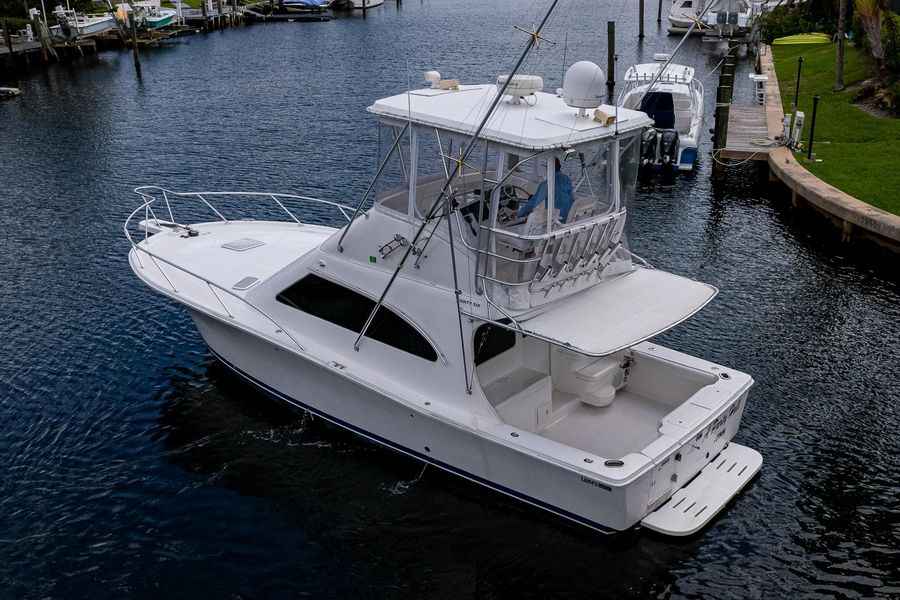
[853,0,888,80]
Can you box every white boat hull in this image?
[50,16,118,37]
[350,0,384,8]
[188,307,751,534]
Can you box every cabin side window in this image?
[276,274,438,362]
[473,323,517,366]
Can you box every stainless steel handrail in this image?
[454,208,627,288]
[132,185,354,225]
[124,196,311,351]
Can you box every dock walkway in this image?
[719,105,772,161]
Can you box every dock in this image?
[711,44,780,171]
[718,105,772,161]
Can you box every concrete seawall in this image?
[758,45,900,252]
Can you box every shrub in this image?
[884,10,900,75]
[760,3,840,45]
[761,6,816,44]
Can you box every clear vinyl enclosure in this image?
[373,121,640,310]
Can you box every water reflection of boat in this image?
[619,55,704,171]
[126,7,760,537]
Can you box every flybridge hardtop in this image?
[126,47,760,537]
[368,84,651,151]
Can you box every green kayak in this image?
[772,33,831,45]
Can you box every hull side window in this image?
[277,275,438,362]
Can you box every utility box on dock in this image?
[749,73,767,105]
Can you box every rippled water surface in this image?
[2,1,898,597]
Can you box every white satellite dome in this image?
[496,74,543,104]
[562,61,606,111]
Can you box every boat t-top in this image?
[126,33,760,535]
[619,55,704,171]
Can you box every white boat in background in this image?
[668,0,752,35]
[349,0,384,8]
[116,1,177,30]
[126,19,760,536]
[282,0,330,12]
[619,55,704,171]
[49,4,117,38]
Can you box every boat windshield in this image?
[372,120,641,311]
[374,121,637,235]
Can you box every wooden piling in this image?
[713,84,731,176]
[1,19,15,78]
[638,0,644,39]
[201,0,209,33]
[129,12,141,71]
[1,20,12,55]
[606,21,615,87]
[1,19,13,66]
[712,49,737,177]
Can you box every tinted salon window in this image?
[277,274,437,362]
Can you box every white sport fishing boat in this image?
[49,4,118,38]
[126,17,760,535]
[619,55,704,171]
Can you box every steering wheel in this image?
[499,184,531,208]
[496,184,531,223]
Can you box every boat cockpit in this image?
[368,119,641,312]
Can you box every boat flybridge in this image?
[126,59,761,536]
[619,55,704,171]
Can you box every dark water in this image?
[2,1,898,597]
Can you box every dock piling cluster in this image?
[0,2,254,79]
[712,44,738,177]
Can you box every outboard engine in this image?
[640,128,659,165]
[58,13,72,38]
[659,130,679,165]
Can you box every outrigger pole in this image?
[353,0,563,390]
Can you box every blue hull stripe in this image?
[208,349,619,534]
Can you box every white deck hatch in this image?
[502,267,717,356]
[641,443,762,536]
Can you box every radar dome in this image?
[562,61,606,110]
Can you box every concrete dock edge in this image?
[758,44,900,252]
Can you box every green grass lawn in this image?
[162,0,205,8]
[772,43,900,215]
